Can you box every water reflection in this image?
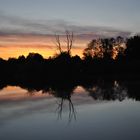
[84,80,128,101]
[56,97,76,122]
[0,80,140,140]
[0,80,140,122]
[0,80,140,105]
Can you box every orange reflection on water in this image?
[0,86,51,102]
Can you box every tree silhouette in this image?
[55,30,74,55]
[83,37,126,61]
[55,34,62,54]
[125,35,140,60]
[83,39,103,59]
[26,53,44,62]
[66,30,74,54]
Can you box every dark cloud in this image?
[0,12,132,38]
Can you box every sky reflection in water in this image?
[0,81,140,140]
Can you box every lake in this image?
[0,80,140,140]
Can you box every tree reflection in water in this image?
[55,95,76,122]
[0,79,140,121]
[83,80,128,101]
[42,85,77,122]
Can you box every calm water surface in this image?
[0,82,140,140]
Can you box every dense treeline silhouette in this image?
[0,35,140,85]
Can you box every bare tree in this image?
[55,31,74,54]
[55,34,62,54]
[65,30,74,54]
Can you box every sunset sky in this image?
[0,0,140,59]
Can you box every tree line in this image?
[0,35,140,83]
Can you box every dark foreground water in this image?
[0,81,140,140]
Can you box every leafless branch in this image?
[65,30,74,54]
[55,34,62,54]
[54,31,74,54]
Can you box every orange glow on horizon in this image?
[0,35,87,59]
[0,44,84,59]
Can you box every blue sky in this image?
[0,0,140,35]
